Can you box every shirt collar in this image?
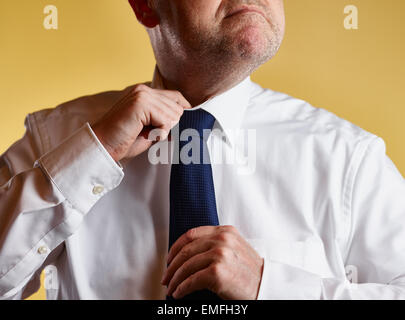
[151,67,252,147]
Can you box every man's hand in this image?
[92,83,192,162]
[161,225,264,300]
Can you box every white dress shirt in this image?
[1,71,405,300]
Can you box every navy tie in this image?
[169,109,221,300]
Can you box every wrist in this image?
[91,124,120,162]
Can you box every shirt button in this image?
[92,185,104,195]
[37,246,48,254]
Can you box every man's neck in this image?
[154,66,249,107]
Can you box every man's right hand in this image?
[92,83,192,162]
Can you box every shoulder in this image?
[245,81,377,146]
[244,82,383,185]
[25,84,136,155]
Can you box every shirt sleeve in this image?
[0,122,124,299]
[256,137,405,300]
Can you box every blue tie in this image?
[169,109,221,300]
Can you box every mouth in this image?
[225,5,267,21]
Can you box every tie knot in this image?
[179,109,216,138]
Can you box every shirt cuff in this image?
[248,239,322,300]
[257,259,322,300]
[37,122,124,214]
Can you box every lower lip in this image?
[226,9,265,19]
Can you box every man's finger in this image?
[155,93,186,116]
[167,250,213,296]
[171,266,218,299]
[167,225,238,265]
[162,238,213,285]
[167,226,218,265]
[153,88,192,109]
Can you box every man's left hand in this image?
[161,225,264,300]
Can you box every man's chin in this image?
[234,25,274,63]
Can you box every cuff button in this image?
[37,246,48,254]
[92,185,104,195]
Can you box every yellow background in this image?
[0,0,404,300]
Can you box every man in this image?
[0,0,405,300]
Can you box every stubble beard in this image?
[186,18,283,86]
